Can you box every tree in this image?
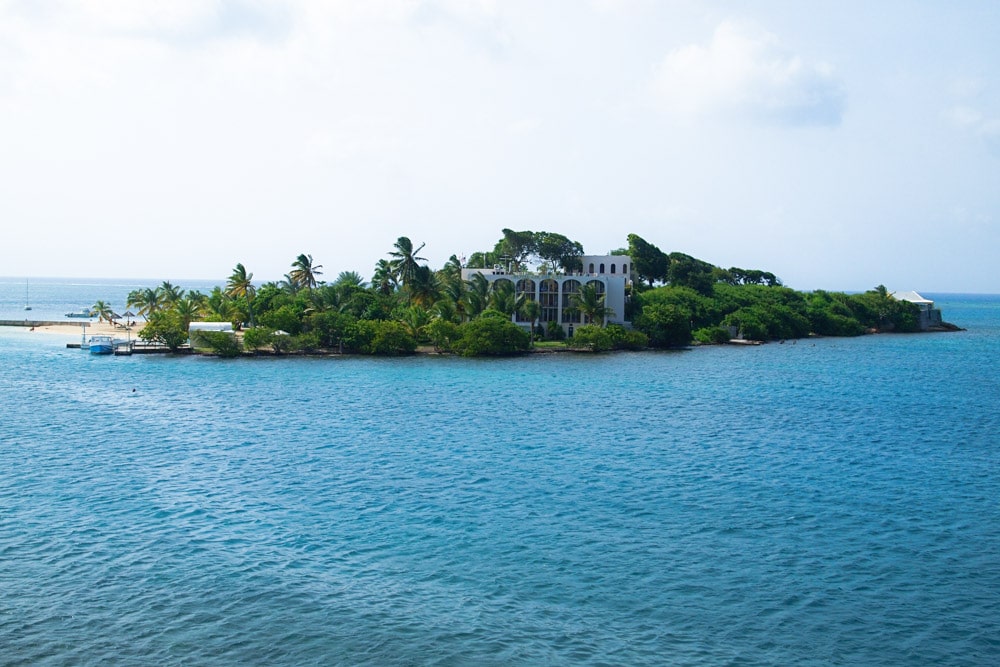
[408,265,440,308]
[488,280,523,316]
[634,302,691,347]
[157,281,184,306]
[205,286,237,323]
[627,234,669,287]
[535,232,584,273]
[388,236,427,295]
[572,283,614,326]
[567,324,613,352]
[463,273,491,319]
[138,311,188,352]
[225,263,257,328]
[172,297,203,330]
[519,299,541,345]
[290,253,323,290]
[371,259,397,296]
[452,313,530,356]
[667,252,715,295]
[127,288,160,320]
[399,305,432,341]
[335,271,366,289]
[92,300,114,325]
[496,229,537,270]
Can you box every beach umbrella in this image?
[123,310,136,325]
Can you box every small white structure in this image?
[462,255,632,332]
[188,322,234,345]
[890,291,943,330]
[188,322,233,334]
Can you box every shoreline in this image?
[0,319,144,337]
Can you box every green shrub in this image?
[291,331,322,353]
[545,321,565,341]
[634,303,691,347]
[605,324,648,350]
[453,317,530,357]
[139,312,188,352]
[693,326,731,344]
[241,326,275,353]
[194,330,242,357]
[426,318,460,352]
[345,320,416,355]
[366,320,418,355]
[568,325,612,352]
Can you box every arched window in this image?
[610,264,616,274]
[561,279,581,323]
[588,263,595,274]
[515,279,536,322]
[622,263,628,275]
[599,263,605,273]
[540,279,560,324]
[492,278,514,293]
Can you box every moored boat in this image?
[87,334,115,355]
[66,308,95,318]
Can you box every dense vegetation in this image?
[114,232,925,357]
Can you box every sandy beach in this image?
[8,320,146,338]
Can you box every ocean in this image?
[1,278,998,665]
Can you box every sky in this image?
[1,0,998,292]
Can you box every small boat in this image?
[87,334,115,355]
[65,308,95,318]
[24,279,31,311]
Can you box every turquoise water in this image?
[1,285,999,665]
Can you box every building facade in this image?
[461,255,632,332]
[891,290,943,330]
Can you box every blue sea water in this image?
[1,281,999,665]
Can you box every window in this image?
[561,279,581,323]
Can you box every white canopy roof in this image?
[891,290,933,305]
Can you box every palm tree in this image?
[206,286,236,322]
[92,300,114,325]
[438,273,468,322]
[290,253,323,290]
[572,283,614,326]
[440,254,463,283]
[226,263,257,327]
[388,236,427,296]
[157,281,184,307]
[335,271,366,288]
[409,265,440,308]
[372,259,398,296]
[488,280,523,316]
[519,300,541,345]
[127,287,160,321]
[278,273,300,295]
[463,273,490,319]
[172,297,203,330]
[399,305,431,340]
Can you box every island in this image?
[77,230,959,357]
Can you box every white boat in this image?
[65,308,95,318]
[23,279,31,311]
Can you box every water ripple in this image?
[2,326,999,664]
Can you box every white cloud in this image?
[651,20,845,126]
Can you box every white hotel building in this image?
[461,255,632,332]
